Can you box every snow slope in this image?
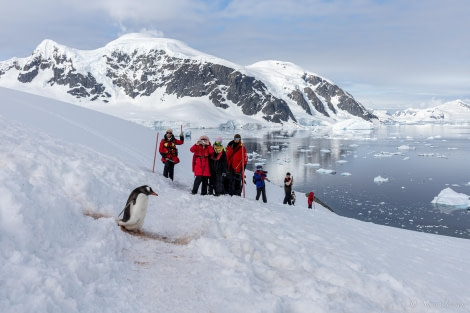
[1,87,469,313]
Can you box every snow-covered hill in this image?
[0,33,376,128]
[375,99,470,124]
[1,87,469,312]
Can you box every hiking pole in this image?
[241,145,246,198]
[152,132,160,173]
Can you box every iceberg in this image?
[431,188,470,209]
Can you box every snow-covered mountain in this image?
[374,99,470,124]
[0,33,376,127]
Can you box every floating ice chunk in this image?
[431,187,470,208]
[270,145,280,150]
[304,163,320,167]
[374,152,400,158]
[374,176,389,184]
[397,145,412,150]
[341,172,352,176]
[316,168,336,175]
[320,149,331,153]
[336,160,348,164]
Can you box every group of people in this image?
[159,129,315,208]
[160,130,248,197]
[190,133,248,196]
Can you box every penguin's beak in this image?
[151,192,158,196]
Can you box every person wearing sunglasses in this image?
[159,128,184,180]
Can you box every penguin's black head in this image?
[138,185,158,196]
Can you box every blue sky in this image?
[1,0,469,110]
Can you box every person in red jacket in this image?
[226,134,248,196]
[307,191,315,209]
[190,135,214,195]
[159,128,184,181]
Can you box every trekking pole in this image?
[152,132,159,173]
[241,145,246,198]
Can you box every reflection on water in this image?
[192,125,470,239]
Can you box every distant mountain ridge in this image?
[0,33,376,125]
[373,100,470,124]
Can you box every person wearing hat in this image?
[253,165,269,203]
[159,128,184,181]
[283,172,293,205]
[226,134,248,196]
[209,137,227,196]
[190,135,214,195]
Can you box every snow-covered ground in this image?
[1,87,469,313]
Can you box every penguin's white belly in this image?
[119,194,149,230]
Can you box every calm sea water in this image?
[191,124,470,239]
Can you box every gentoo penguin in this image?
[118,185,158,232]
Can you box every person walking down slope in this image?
[190,135,214,195]
[159,128,184,181]
[253,165,269,203]
[283,172,293,205]
[226,134,248,196]
[307,191,315,209]
[209,137,227,196]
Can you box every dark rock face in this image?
[302,73,377,121]
[103,51,296,123]
[14,49,110,102]
[0,40,376,123]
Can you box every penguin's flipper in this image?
[121,204,132,222]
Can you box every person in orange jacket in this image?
[190,135,214,195]
[159,128,184,181]
[225,134,248,196]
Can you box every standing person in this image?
[253,165,269,203]
[283,172,293,205]
[209,137,227,196]
[159,128,184,181]
[291,191,296,205]
[190,135,214,195]
[226,134,248,196]
[307,191,315,209]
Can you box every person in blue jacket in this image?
[253,165,269,203]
